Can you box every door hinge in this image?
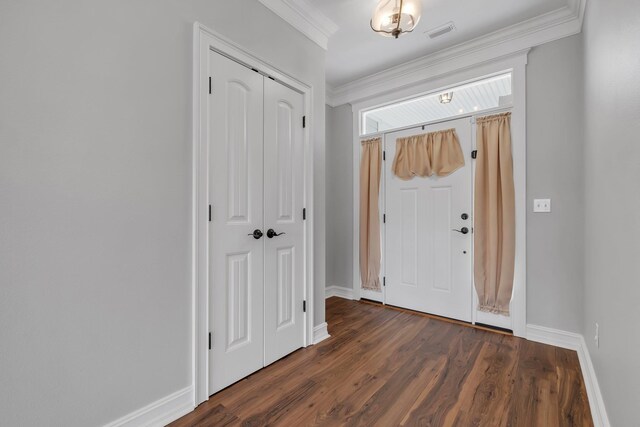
[383,277,386,287]
[209,77,211,94]
[302,116,306,128]
[303,208,306,220]
[208,332,212,350]
[383,213,386,224]
[383,151,386,161]
[471,150,477,159]
[209,205,212,222]
[303,300,307,312]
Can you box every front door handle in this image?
[452,227,469,235]
[266,229,285,238]
[248,229,263,239]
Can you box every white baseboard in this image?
[575,335,610,427]
[312,322,330,344]
[103,386,194,427]
[325,285,355,300]
[526,325,610,427]
[526,324,583,350]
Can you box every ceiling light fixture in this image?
[371,0,422,39]
[439,92,454,104]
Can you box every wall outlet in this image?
[533,198,551,213]
[594,322,599,348]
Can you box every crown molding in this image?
[326,0,586,106]
[257,0,339,50]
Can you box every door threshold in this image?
[359,300,513,336]
[474,322,513,334]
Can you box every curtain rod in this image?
[360,105,513,139]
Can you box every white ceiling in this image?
[310,0,569,88]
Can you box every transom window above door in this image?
[361,72,512,135]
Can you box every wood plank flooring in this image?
[170,297,592,427]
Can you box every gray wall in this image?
[325,105,354,289]
[526,34,585,333]
[582,0,640,424]
[0,1,325,426]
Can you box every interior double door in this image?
[208,51,305,394]
[384,118,473,322]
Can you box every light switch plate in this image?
[533,198,551,213]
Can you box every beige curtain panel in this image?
[359,138,382,291]
[474,113,516,315]
[392,129,465,180]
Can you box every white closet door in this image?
[263,78,305,366]
[209,51,265,394]
[385,118,473,322]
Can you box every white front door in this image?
[385,118,473,322]
[263,78,305,366]
[209,51,265,394]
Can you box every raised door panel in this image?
[432,187,452,292]
[276,102,294,223]
[276,247,295,329]
[226,253,250,349]
[400,188,418,287]
[226,81,251,223]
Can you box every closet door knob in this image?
[248,229,263,239]
[266,229,285,238]
[452,227,469,235]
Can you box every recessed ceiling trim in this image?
[327,0,586,106]
[257,0,339,50]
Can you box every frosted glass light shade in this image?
[371,0,422,38]
[439,92,454,104]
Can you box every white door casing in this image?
[208,51,265,394]
[263,78,306,366]
[194,23,315,405]
[351,54,527,336]
[385,118,473,322]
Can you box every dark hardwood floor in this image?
[171,297,593,426]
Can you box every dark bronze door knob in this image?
[248,229,263,239]
[266,229,285,238]
[452,227,469,235]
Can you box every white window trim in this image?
[351,50,528,338]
